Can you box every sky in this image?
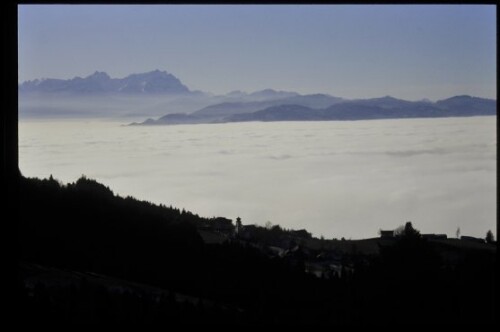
[18,5,496,101]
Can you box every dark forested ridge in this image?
[18,175,496,325]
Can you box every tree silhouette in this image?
[403,221,420,238]
[485,230,494,244]
[394,221,420,239]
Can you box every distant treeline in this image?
[18,175,496,325]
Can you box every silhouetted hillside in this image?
[18,176,496,325]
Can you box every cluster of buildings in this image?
[379,229,448,240]
[196,217,356,279]
[379,228,488,243]
[197,218,493,280]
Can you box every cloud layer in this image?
[19,116,496,239]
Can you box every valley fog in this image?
[19,116,496,239]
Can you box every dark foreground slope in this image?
[18,176,496,325]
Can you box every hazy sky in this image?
[18,5,496,100]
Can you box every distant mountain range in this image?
[19,70,192,95]
[135,95,496,125]
[18,70,496,122]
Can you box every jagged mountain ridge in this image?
[19,70,192,95]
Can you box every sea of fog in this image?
[19,117,496,239]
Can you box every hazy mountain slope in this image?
[435,95,496,115]
[217,96,496,123]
